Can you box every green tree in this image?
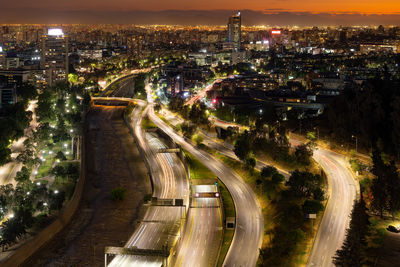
[294,143,313,166]
[302,199,324,214]
[234,130,252,162]
[261,166,278,178]
[15,166,31,183]
[271,173,285,184]
[333,198,369,267]
[192,134,204,146]
[286,170,323,197]
[110,187,126,201]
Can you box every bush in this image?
[110,187,126,201]
[192,134,204,146]
[302,199,324,214]
[55,151,67,161]
[271,173,285,184]
[245,156,257,169]
[261,166,278,178]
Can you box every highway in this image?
[146,86,263,267]
[109,104,188,267]
[306,148,357,267]
[172,184,223,267]
[100,79,225,267]
[160,108,290,177]
[161,99,357,266]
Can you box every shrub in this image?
[110,187,126,201]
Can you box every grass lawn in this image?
[141,116,157,130]
[36,140,73,179]
[183,150,215,180]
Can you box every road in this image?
[173,184,223,267]
[306,148,357,267]
[146,87,263,267]
[161,100,357,267]
[109,104,188,267]
[160,108,289,177]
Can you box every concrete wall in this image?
[1,115,87,267]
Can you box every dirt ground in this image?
[24,106,151,267]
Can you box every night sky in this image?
[1,0,400,25]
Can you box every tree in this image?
[333,198,369,267]
[302,199,324,214]
[49,190,66,211]
[16,148,35,167]
[286,170,323,197]
[234,130,252,162]
[192,134,204,146]
[15,167,31,183]
[271,173,285,184]
[261,166,278,178]
[0,147,11,166]
[110,187,126,201]
[179,122,197,139]
[55,151,67,161]
[16,82,37,101]
[245,156,257,170]
[294,143,313,166]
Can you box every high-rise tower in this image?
[41,28,69,86]
[227,12,241,51]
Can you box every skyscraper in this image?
[41,28,69,86]
[227,12,241,52]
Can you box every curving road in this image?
[161,98,357,267]
[109,104,188,267]
[146,86,263,267]
[306,148,357,267]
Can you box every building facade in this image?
[40,28,69,86]
[227,12,241,52]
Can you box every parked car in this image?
[387,225,400,233]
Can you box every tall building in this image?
[227,12,241,51]
[40,28,69,86]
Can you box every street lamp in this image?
[352,135,358,153]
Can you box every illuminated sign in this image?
[48,28,64,36]
[0,46,2,52]
[271,30,281,35]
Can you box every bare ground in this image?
[23,106,151,267]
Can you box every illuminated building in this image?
[40,28,69,86]
[0,85,17,109]
[227,12,241,51]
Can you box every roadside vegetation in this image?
[334,146,400,266]
[0,82,86,250]
[211,150,326,266]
